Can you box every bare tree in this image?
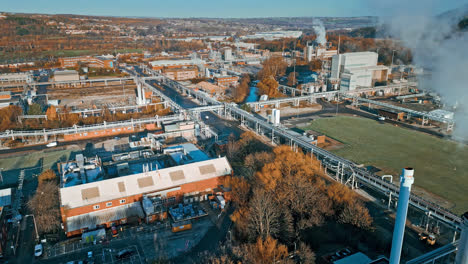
[27,182,61,234]
[248,188,282,240]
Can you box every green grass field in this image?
[0,48,143,62]
[0,148,77,186]
[301,116,468,214]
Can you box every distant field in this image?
[301,116,468,214]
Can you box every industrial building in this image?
[194,81,227,98]
[0,91,13,109]
[0,188,12,258]
[304,43,337,62]
[214,76,239,88]
[0,72,33,83]
[58,55,115,69]
[163,67,199,81]
[241,31,303,40]
[53,70,80,82]
[59,144,232,236]
[149,59,206,71]
[331,52,388,91]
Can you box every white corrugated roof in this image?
[60,157,231,209]
[0,188,12,207]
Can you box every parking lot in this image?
[37,215,216,264]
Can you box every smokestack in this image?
[389,167,415,264]
[456,212,468,264]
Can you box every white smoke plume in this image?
[376,1,468,139]
[313,19,327,46]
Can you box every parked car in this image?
[116,249,134,259]
[34,244,43,257]
[111,226,118,237]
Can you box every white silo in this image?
[272,109,281,126]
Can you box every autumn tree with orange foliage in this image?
[46,105,58,121]
[235,236,291,264]
[257,56,287,81]
[233,74,251,103]
[0,105,22,131]
[257,77,280,98]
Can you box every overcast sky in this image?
[1,0,466,18]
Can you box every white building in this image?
[331,52,388,91]
[0,72,33,83]
[242,31,303,40]
[305,44,337,62]
[224,48,233,62]
[53,70,80,82]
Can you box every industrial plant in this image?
[0,3,466,264]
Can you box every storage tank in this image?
[271,109,280,126]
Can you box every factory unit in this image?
[304,43,337,62]
[59,145,232,237]
[331,52,389,91]
[53,70,80,82]
[149,59,206,71]
[214,76,239,88]
[58,55,115,69]
[241,30,303,40]
[0,72,33,83]
[162,67,199,81]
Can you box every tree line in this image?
[201,132,373,263]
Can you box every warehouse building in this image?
[215,76,239,88]
[331,52,388,91]
[59,55,115,69]
[59,152,232,236]
[0,72,33,83]
[53,70,80,82]
[149,59,206,71]
[163,67,199,81]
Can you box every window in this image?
[120,199,126,204]
[106,202,112,207]
[93,205,100,210]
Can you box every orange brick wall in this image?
[63,124,159,141]
[61,174,228,235]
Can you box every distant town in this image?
[0,6,467,264]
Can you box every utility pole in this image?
[27,214,39,241]
[293,40,297,87]
[391,50,396,76]
[337,35,341,55]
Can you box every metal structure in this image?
[406,240,459,264]
[249,82,418,111]
[148,68,462,232]
[0,114,184,140]
[343,93,454,124]
[390,168,415,264]
[455,213,468,264]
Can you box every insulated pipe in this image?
[389,167,415,264]
[456,212,468,264]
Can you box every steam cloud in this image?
[376,1,468,139]
[313,19,327,46]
